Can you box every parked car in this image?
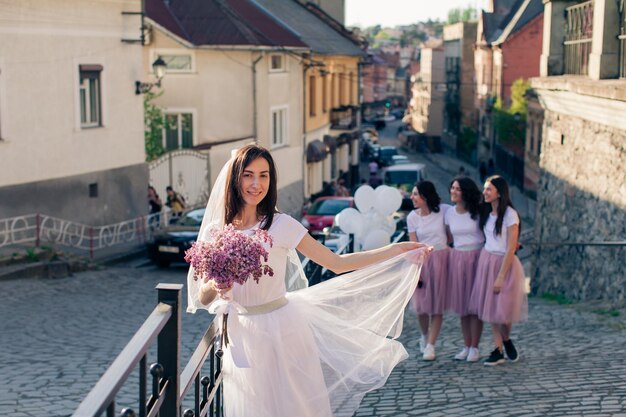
[390,155,410,165]
[381,163,427,211]
[363,142,381,162]
[375,146,399,167]
[313,224,351,253]
[390,109,405,119]
[301,196,355,232]
[147,207,205,267]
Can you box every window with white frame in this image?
[271,107,287,147]
[79,65,102,128]
[269,54,285,72]
[163,112,193,150]
[159,54,193,73]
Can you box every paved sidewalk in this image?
[1,264,626,416]
[355,300,626,416]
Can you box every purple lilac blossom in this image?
[184,224,274,289]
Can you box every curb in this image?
[0,244,148,282]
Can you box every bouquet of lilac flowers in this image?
[185,224,274,290]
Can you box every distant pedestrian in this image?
[457,166,467,177]
[445,177,484,362]
[487,158,495,177]
[148,186,163,228]
[369,160,379,176]
[408,181,451,361]
[469,175,527,366]
[335,179,350,197]
[479,162,487,183]
[148,186,163,215]
[166,186,186,218]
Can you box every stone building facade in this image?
[531,0,626,306]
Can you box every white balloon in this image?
[379,216,396,234]
[374,186,403,216]
[362,229,391,250]
[354,185,376,213]
[336,207,363,235]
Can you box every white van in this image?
[381,163,427,211]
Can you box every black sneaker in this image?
[484,348,506,366]
[503,339,519,362]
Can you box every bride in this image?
[187,144,431,417]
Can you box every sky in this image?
[345,0,488,28]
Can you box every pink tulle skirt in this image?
[411,248,449,315]
[446,248,482,316]
[469,250,528,324]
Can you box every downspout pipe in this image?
[252,53,263,143]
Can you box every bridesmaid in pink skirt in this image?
[445,177,485,362]
[407,181,451,361]
[470,176,528,366]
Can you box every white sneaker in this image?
[419,335,427,353]
[422,344,436,361]
[466,347,480,362]
[454,347,469,361]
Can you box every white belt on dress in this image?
[208,296,289,368]
[454,243,483,252]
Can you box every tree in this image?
[144,91,166,162]
[447,5,478,24]
[492,78,532,149]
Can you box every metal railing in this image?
[0,211,173,258]
[564,0,594,75]
[617,0,626,78]
[72,284,223,417]
[303,230,407,286]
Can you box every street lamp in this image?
[135,56,167,95]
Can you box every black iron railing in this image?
[72,284,223,417]
[564,0,594,75]
[617,0,626,78]
[304,230,407,286]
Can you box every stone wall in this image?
[532,111,626,306]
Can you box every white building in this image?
[0,0,147,224]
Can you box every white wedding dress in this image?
[189,213,426,417]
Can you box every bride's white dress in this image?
[191,213,425,417]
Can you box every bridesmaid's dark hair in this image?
[480,175,521,237]
[450,176,481,220]
[415,181,441,213]
[225,144,278,231]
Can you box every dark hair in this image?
[415,181,441,213]
[480,175,521,237]
[166,186,173,192]
[224,144,277,231]
[450,176,481,219]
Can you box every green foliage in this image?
[144,90,166,162]
[510,78,531,115]
[25,248,39,262]
[447,5,478,24]
[458,127,477,155]
[540,293,573,305]
[593,308,620,317]
[492,78,532,147]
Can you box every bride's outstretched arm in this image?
[297,232,427,275]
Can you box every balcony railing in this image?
[617,0,626,78]
[330,106,357,130]
[564,0,594,75]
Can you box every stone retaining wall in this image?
[532,110,626,306]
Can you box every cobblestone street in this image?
[1,263,626,416]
